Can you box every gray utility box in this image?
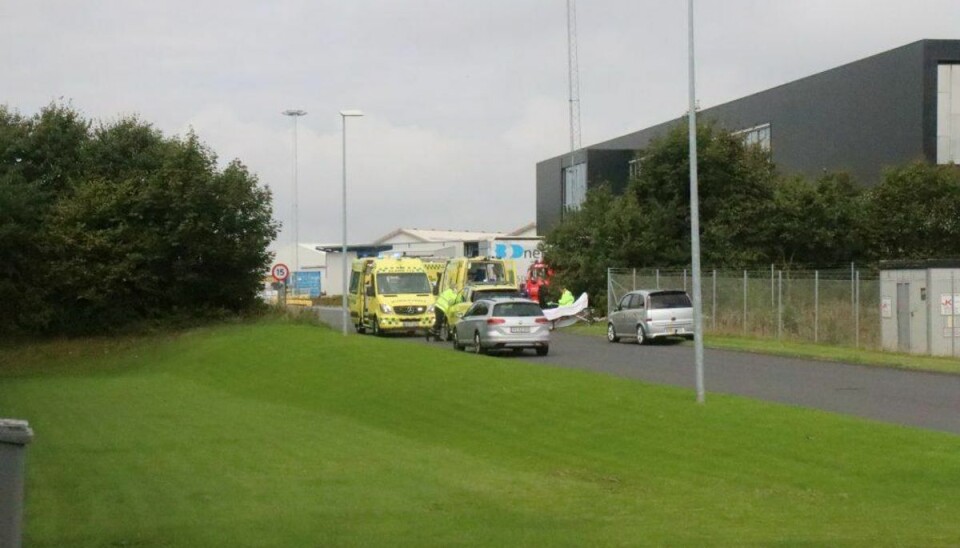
[880,260,960,356]
[0,419,33,548]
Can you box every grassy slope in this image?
[1,321,959,546]
[570,322,960,375]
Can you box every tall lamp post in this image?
[340,109,364,335]
[282,109,307,280]
[687,0,705,404]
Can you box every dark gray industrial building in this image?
[537,39,960,232]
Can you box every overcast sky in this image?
[4,1,960,251]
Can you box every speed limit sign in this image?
[271,263,290,282]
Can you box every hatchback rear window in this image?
[492,302,544,317]
[649,292,692,309]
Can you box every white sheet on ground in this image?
[542,293,589,323]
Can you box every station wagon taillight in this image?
[487,318,506,325]
[535,317,549,324]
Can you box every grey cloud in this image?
[3,0,960,249]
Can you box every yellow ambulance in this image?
[420,257,449,292]
[348,257,435,335]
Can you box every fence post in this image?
[607,268,612,317]
[712,269,717,330]
[684,269,688,292]
[656,269,660,289]
[632,268,636,291]
[953,271,956,358]
[814,270,819,343]
[771,263,775,306]
[855,270,860,349]
[777,270,783,341]
[743,270,747,335]
[851,262,855,328]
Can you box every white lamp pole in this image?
[282,109,307,278]
[340,109,364,335]
[687,0,705,404]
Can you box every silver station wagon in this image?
[453,298,551,355]
[607,289,695,345]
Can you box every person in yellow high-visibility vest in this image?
[433,287,459,339]
[558,287,575,307]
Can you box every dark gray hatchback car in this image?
[607,289,695,345]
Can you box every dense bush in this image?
[0,103,278,334]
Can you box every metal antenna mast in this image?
[566,0,582,162]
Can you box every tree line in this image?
[0,104,278,335]
[542,122,960,303]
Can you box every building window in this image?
[733,123,771,151]
[628,158,642,179]
[938,64,960,164]
[563,162,587,210]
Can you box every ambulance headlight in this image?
[379,303,393,314]
[426,304,435,313]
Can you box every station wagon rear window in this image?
[493,302,543,317]
[649,291,692,309]
[471,290,520,301]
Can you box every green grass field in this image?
[2,320,960,546]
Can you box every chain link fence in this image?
[607,267,879,349]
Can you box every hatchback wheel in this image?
[636,324,647,345]
[452,328,464,351]
[535,345,549,356]
[606,323,619,343]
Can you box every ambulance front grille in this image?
[394,306,426,316]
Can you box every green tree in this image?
[542,185,646,304]
[628,122,777,267]
[766,172,866,267]
[866,162,960,260]
[543,122,783,303]
[0,103,279,334]
[0,105,88,331]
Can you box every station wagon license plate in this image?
[510,327,530,334]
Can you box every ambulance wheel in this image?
[372,319,382,336]
[355,322,366,334]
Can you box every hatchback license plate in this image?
[510,327,530,334]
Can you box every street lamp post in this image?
[340,109,364,335]
[282,109,307,279]
[687,0,706,404]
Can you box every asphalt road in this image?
[316,307,960,435]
